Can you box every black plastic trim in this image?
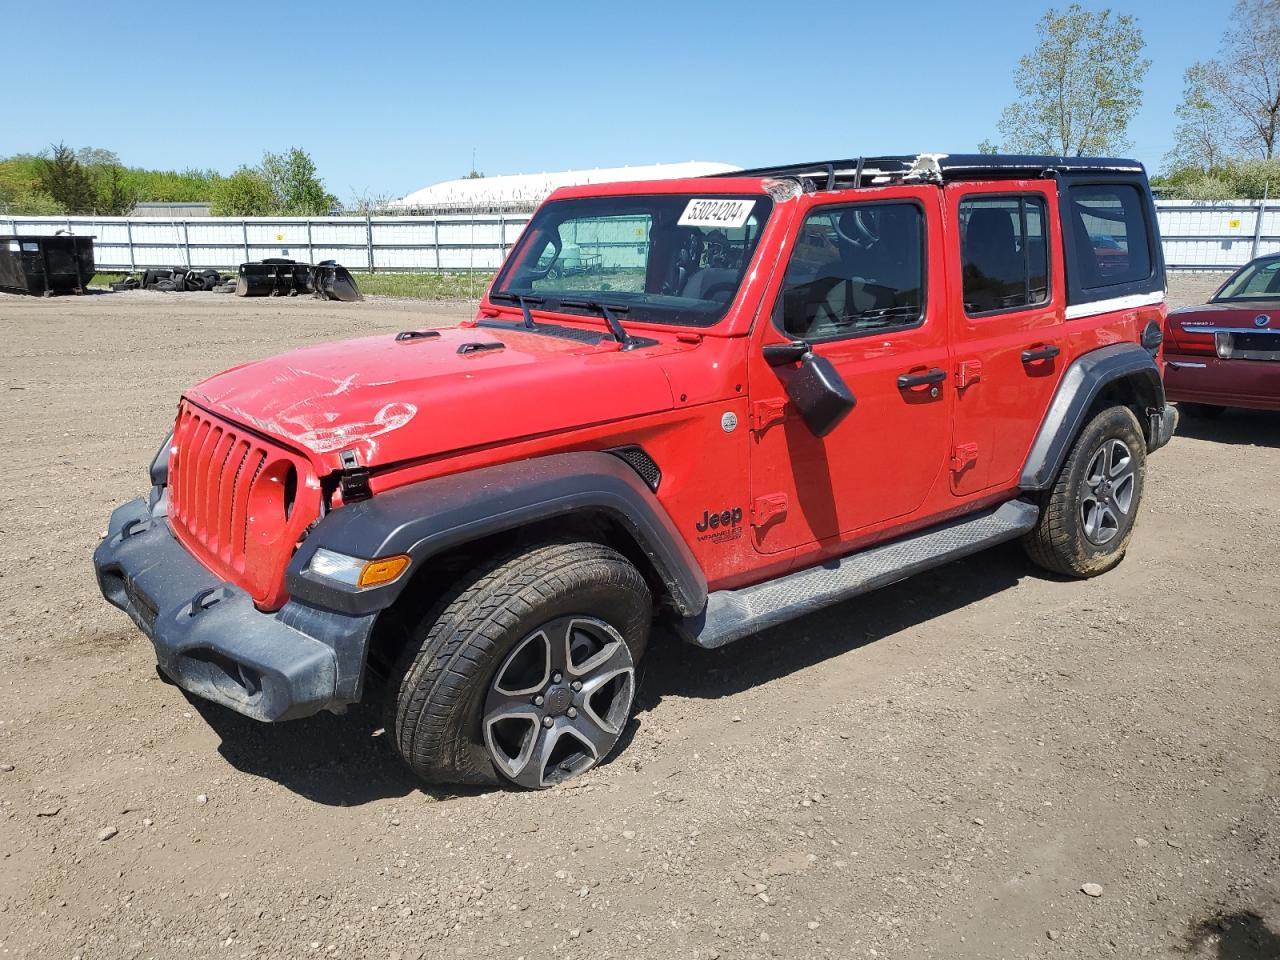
[148,431,173,488]
[286,452,708,618]
[1019,342,1165,490]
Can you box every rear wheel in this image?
[389,541,651,789]
[1023,406,1146,578]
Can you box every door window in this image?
[959,195,1049,316]
[776,202,925,341]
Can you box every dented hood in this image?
[184,325,677,471]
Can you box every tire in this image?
[390,540,651,789]
[1179,402,1225,419]
[1023,406,1147,578]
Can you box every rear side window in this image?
[1066,184,1152,288]
[959,195,1049,315]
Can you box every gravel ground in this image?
[0,278,1277,960]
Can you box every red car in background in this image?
[1164,254,1280,416]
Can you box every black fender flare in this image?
[1020,342,1165,490]
[285,451,708,618]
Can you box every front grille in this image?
[167,401,319,609]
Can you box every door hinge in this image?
[956,359,982,389]
[751,493,789,527]
[950,442,979,473]
[750,398,788,434]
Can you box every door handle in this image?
[897,367,947,389]
[1021,344,1061,364]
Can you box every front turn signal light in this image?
[308,548,412,589]
[357,554,412,588]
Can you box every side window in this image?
[959,195,1049,316]
[777,202,925,340]
[1066,184,1152,288]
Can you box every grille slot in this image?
[167,401,318,608]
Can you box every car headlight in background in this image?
[307,548,411,588]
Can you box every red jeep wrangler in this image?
[95,154,1176,789]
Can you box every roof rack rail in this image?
[709,153,1146,190]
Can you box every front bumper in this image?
[94,497,377,722]
[1165,354,1280,411]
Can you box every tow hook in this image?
[188,587,226,617]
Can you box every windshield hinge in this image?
[338,449,372,503]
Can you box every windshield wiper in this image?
[559,299,637,349]
[489,291,544,329]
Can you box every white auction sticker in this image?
[678,198,754,230]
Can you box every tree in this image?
[259,147,335,215]
[210,166,275,216]
[1191,1,1280,161]
[996,5,1149,156]
[36,143,97,213]
[94,165,136,215]
[76,146,121,168]
[1166,63,1233,173]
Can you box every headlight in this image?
[307,548,411,588]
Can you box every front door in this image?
[747,188,953,556]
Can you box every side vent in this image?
[606,445,661,491]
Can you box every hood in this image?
[184,324,680,471]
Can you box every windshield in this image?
[1214,257,1280,301]
[490,193,773,327]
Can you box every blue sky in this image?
[5,0,1218,202]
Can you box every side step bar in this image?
[676,499,1039,649]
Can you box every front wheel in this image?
[1023,406,1147,578]
[389,541,651,789]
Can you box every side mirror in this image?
[765,342,856,438]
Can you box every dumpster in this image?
[0,235,95,296]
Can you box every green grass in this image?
[354,272,495,300]
[88,270,495,300]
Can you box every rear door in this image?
[747,187,952,555]
[945,181,1067,496]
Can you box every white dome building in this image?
[389,160,740,213]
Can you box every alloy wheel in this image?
[482,616,635,789]
[1080,438,1135,546]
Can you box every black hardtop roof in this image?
[709,153,1146,190]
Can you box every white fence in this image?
[0,214,533,273]
[1155,200,1280,270]
[2,200,1278,273]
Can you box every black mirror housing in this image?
[782,352,857,437]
